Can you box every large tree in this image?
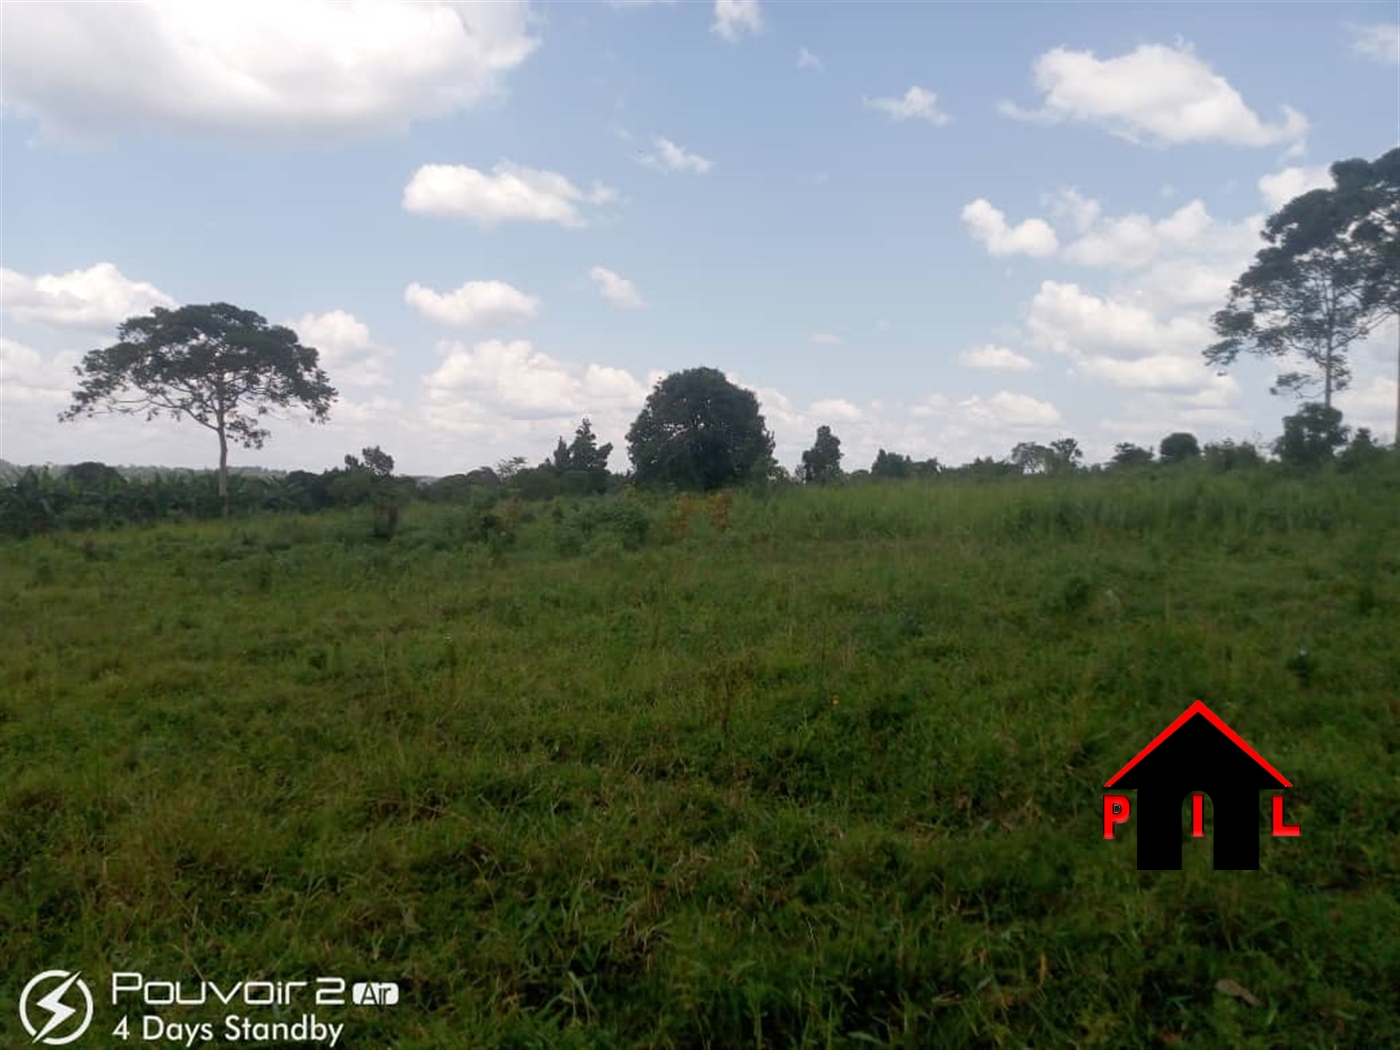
[1271,149,1399,439]
[800,425,843,483]
[1206,149,1397,418]
[60,303,336,516]
[626,367,775,490]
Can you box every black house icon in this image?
[1106,701,1291,870]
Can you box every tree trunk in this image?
[218,425,229,518]
[1324,342,1333,410]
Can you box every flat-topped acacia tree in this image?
[60,302,337,517]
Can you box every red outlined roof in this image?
[1104,700,1291,788]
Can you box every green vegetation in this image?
[4,464,1398,1048]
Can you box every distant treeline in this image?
[1,419,1392,541]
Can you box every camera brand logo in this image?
[1103,700,1301,870]
[19,971,94,1046]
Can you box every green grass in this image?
[3,468,1398,1048]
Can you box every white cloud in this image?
[0,1,539,144]
[960,199,1059,258]
[1,262,175,332]
[1046,187,1101,234]
[1350,23,1400,64]
[1028,280,1211,359]
[810,332,842,345]
[1336,376,1399,440]
[402,161,616,227]
[864,86,950,125]
[588,267,645,309]
[959,345,1035,372]
[1258,165,1333,210]
[426,339,649,423]
[1064,200,1215,269]
[957,391,1061,428]
[0,337,85,406]
[1076,353,1227,392]
[404,280,540,327]
[809,398,862,423]
[640,136,713,173]
[289,310,395,389]
[608,0,678,7]
[999,42,1308,147]
[798,46,823,71]
[712,0,763,42]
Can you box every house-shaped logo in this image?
[1103,701,1300,870]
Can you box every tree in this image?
[1111,442,1154,468]
[1271,149,1399,441]
[1205,157,1387,412]
[1274,402,1349,467]
[59,303,336,516]
[1158,432,1201,465]
[626,367,775,490]
[800,425,843,483]
[1336,428,1387,472]
[495,456,528,483]
[345,445,394,477]
[870,448,913,479]
[566,417,613,474]
[1048,437,1083,473]
[1203,439,1265,472]
[1010,441,1054,475]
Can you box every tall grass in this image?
[2,465,1397,1048]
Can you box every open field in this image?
[3,469,1399,1048]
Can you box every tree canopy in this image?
[1159,432,1202,465]
[626,368,775,490]
[60,303,336,516]
[800,425,843,483]
[1206,147,1397,421]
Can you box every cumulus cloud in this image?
[798,46,823,71]
[0,1,539,144]
[864,86,950,125]
[1350,22,1400,64]
[1063,200,1217,269]
[404,280,540,326]
[957,391,1061,428]
[1258,164,1333,210]
[1046,187,1102,235]
[589,267,645,309]
[998,42,1308,147]
[1336,376,1399,439]
[809,398,862,422]
[959,345,1035,371]
[402,161,616,228]
[0,337,85,406]
[961,199,1059,258]
[288,310,394,388]
[1028,280,1211,359]
[640,136,713,173]
[1075,353,1227,392]
[1,262,175,333]
[425,339,649,422]
[712,0,763,42]
[1044,192,1264,314]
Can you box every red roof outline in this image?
[1104,700,1291,789]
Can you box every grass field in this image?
[3,468,1399,1048]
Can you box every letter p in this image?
[1103,794,1131,839]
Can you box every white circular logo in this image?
[19,971,94,1045]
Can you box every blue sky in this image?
[2,0,1397,476]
